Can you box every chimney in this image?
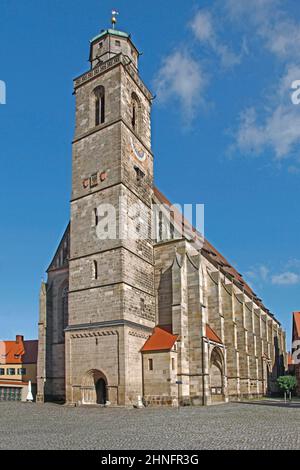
[16,335,24,344]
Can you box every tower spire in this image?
[111,9,119,29]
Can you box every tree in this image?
[277,375,297,400]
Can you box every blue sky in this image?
[0,0,299,348]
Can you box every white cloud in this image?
[154,0,300,143]
[190,10,215,43]
[225,0,280,27]
[271,272,300,285]
[263,19,300,61]
[286,258,300,269]
[225,0,300,64]
[224,0,300,162]
[190,10,242,68]
[154,7,244,123]
[245,264,269,282]
[259,265,269,281]
[232,65,300,160]
[245,262,300,287]
[288,165,300,174]
[234,103,300,160]
[154,51,207,122]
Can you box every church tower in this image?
[65,21,156,405]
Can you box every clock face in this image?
[130,136,146,162]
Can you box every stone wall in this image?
[142,350,178,406]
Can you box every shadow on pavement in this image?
[232,400,300,409]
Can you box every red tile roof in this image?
[0,336,38,365]
[293,312,300,338]
[0,339,25,364]
[206,325,223,344]
[141,326,178,352]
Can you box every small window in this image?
[93,260,98,280]
[170,211,175,240]
[131,92,141,134]
[94,86,105,126]
[17,368,26,375]
[7,368,15,376]
[158,210,163,241]
[171,358,175,371]
[115,40,121,47]
[134,165,145,184]
[90,173,98,188]
[140,298,145,313]
[0,369,4,375]
[148,358,153,371]
[98,42,103,49]
[94,208,99,226]
[62,286,69,332]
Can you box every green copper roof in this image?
[90,29,129,43]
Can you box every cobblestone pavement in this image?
[0,400,300,450]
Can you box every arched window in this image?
[62,286,68,331]
[131,92,141,134]
[94,86,105,126]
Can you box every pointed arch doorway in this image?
[81,369,108,405]
[209,347,225,403]
[262,357,271,396]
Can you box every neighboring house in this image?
[291,312,300,395]
[0,335,38,401]
[288,352,294,373]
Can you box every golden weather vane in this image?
[111,10,119,29]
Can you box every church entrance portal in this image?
[81,370,108,405]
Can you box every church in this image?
[37,20,287,406]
